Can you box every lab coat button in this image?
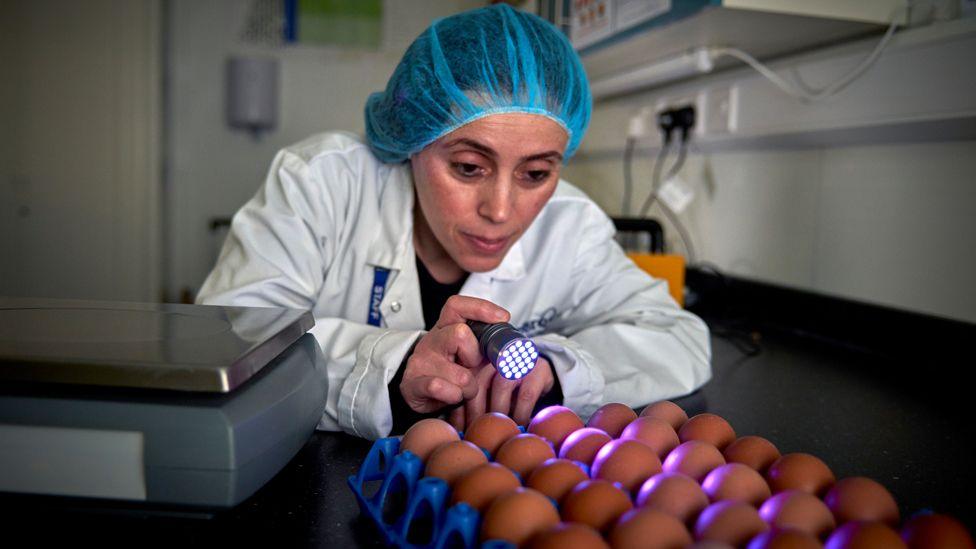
[390,301,401,313]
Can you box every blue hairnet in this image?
[364,4,591,164]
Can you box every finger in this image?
[436,295,510,328]
[440,323,484,370]
[424,353,478,398]
[464,364,496,428]
[448,404,465,432]
[407,375,464,409]
[489,372,520,417]
[512,374,546,426]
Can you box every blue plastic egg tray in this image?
[347,436,520,549]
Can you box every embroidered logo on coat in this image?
[518,307,558,336]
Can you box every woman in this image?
[197,4,711,439]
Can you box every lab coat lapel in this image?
[365,166,424,330]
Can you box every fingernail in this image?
[495,310,507,320]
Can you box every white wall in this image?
[166,0,482,301]
[1,0,161,302]
[563,20,976,323]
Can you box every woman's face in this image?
[411,113,569,275]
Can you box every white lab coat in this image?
[198,132,712,439]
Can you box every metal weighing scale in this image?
[0,298,327,508]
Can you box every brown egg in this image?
[399,418,459,462]
[824,477,899,526]
[495,433,556,480]
[640,400,689,430]
[901,513,976,549]
[424,440,487,485]
[587,402,638,438]
[724,436,782,473]
[695,501,770,547]
[609,507,693,549]
[527,458,589,504]
[592,439,663,494]
[451,462,521,512]
[759,490,837,539]
[463,412,520,457]
[528,523,610,549]
[529,405,585,451]
[747,529,823,549]
[481,487,561,545]
[702,463,772,506]
[621,416,680,459]
[689,543,736,549]
[636,472,710,525]
[562,479,634,533]
[679,413,737,450]
[825,521,907,549]
[766,454,835,497]
[663,440,727,481]
[559,427,613,466]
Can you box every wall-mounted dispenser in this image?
[226,56,279,137]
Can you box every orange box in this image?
[626,253,686,307]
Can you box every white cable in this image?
[708,1,909,103]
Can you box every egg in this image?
[724,436,782,473]
[559,427,613,467]
[463,412,520,457]
[424,439,487,485]
[663,440,727,481]
[747,529,823,549]
[900,513,976,549]
[527,458,589,504]
[398,418,459,462]
[561,479,634,533]
[823,477,899,526]
[609,507,693,549]
[765,453,835,497]
[529,405,585,451]
[758,490,836,539]
[592,439,663,494]
[695,501,770,547]
[481,487,561,545]
[702,463,772,506]
[620,416,680,459]
[825,521,907,549]
[689,543,736,549]
[451,462,521,512]
[640,400,689,430]
[636,472,710,525]
[587,402,638,438]
[679,413,737,450]
[528,523,610,549]
[495,433,556,479]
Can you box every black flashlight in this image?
[466,320,539,380]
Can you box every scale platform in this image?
[0,298,327,508]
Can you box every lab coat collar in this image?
[365,165,414,271]
[480,239,526,281]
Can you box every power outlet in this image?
[654,91,707,142]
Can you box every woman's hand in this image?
[448,356,555,430]
[400,296,510,414]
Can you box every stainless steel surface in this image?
[0,298,314,392]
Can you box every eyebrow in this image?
[445,138,563,162]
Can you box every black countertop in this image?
[2,332,973,546]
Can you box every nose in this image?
[478,174,514,224]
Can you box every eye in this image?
[524,170,551,183]
[451,162,484,178]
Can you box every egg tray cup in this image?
[348,436,518,549]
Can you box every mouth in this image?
[461,231,511,254]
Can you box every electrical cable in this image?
[622,137,636,216]
[708,1,907,103]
